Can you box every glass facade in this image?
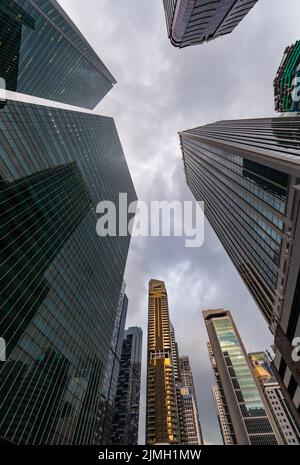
[0,99,137,444]
[94,286,128,445]
[163,0,258,48]
[180,118,300,324]
[111,326,143,445]
[0,0,116,108]
[204,310,279,445]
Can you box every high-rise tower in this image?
[0,0,137,446]
[0,101,137,445]
[94,284,128,445]
[179,356,203,444]
[180,118,300,426]
[111,327,143,445]
[204,309,282,445]
[162,0,258,48]
[0,0,116,108]
[249,352,300,445]
[146,280,180,445]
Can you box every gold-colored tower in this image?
[146,279,180,445]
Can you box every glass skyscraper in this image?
[0,0,116,108]
[93,283,128,445]
[204,309,281,445]
[180,117,300,427]
[111,326,143,445]
[162,0,258,48]
[0,100,137,444]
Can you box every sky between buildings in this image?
[58,0,300,445]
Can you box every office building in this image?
[274,41,300,113]
[93,284,128,445]
[211,384,234,445]
[162,0,258,48]
[0,100,137,444]
[146,279,180,445]
[249,352,300,445]
[179,356,203,444]
[111,327,143,445]
[170,323,188,444]
[0,0,115,108]
[180,117,300,425]
[204,309,282,444]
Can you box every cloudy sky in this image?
[58,0,300,445]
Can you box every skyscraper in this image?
[94,284,128,445]
[170,323,188,445]
[249,352,300,445]
[0,100,137,444]
[211,384,234,445]
[274,41,300,113]
[0,0,116,108]
[162,0,258,48]
[179,356,203,445]
[146,279,180,445]
[180,117,300,426]
[204,309,282,445]
[111,326,143,445]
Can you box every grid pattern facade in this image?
[146,280,180,445]
[208,342,236,444]
[180,118,300,326]
[180,117,300,428]
[0,0,115,108]
[179,356,203,444]
[211,384,234,445]
[162,0,258,48]
[111,327,143,445]
[170,323,187,444]
[249,352,300,444]
[272,269,300,427]
[93,286,128,445]
[264,384,300,445]
[204,310,279,445]
[0,100,137,444]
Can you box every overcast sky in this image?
[58,0,300,445]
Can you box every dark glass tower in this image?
[93,284,128,445]
[204,309,281,445]
[0,100,137,444]
[111,326,143,445]
[0,0,116,108]
[162,0,258,48]
[180,117,300,427]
